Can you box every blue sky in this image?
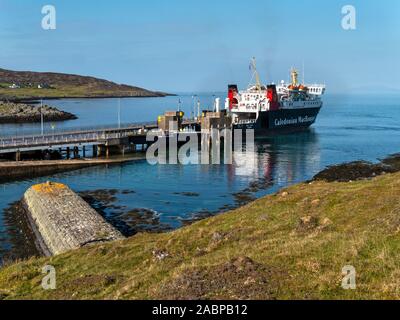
[0,0,399,93]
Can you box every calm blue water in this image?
[1,93,400,260]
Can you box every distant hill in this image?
[0,68,172,101]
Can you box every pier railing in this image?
[0,122,157,151]
[0,119,198,152]
[0,121,156,139]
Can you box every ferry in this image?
[225,58,325,134]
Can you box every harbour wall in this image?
[0,158,141,183]
[22,182,125,256]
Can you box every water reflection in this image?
[233,130,320,184]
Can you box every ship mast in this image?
[250,57,262,91]
[290,68,299,87]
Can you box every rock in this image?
[195,247,207,256]
[300,216,313,224]
[312,160,398,183]
[0,101,77,124]
[212,232,224,242]
[297,215,319,233]
[321,218,333,227]
[281,192,289,197]
[152,249,169,261]
[311,199,320,206]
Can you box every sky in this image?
[0,0,399,93]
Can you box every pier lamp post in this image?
[197,99,201,119]
[118,98,121,130]
[178,98,182,112]
[40,99,44,136]
[51,123,56,140]
[192,95,197,120]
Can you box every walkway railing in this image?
[0,121,156,139]
[0,122,156,151]
[0,119,198,152]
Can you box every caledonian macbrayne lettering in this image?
[274,115,316,127]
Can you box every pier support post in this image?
[66,147,70,159]
[93,145,97,157]
[73,147,79,159]
[83,146,86,158]
[106,146,110,158]
[15,150,21,162]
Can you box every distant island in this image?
[0,68,173,101]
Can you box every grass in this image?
[0,103,16,113]
[0,85,160,100]
[1,172,400,299]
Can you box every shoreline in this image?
[1,93,177,103]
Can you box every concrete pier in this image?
[22,182,124,256]
[0,157,141,183]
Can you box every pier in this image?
[0,109,234,161]
[0,119,200,160]
[0,157,141,183]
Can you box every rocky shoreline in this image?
[0,101,77,124]
[312,153,400,182]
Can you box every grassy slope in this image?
[0,68,169,99]
[0,86,163,100]
[1,172,400,300]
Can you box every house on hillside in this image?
[9,83,20,89]
[38,83,51,89]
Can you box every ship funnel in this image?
[228,84,238,109]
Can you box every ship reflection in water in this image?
[230,129,320,187]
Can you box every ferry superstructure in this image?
[225,58,325,134]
